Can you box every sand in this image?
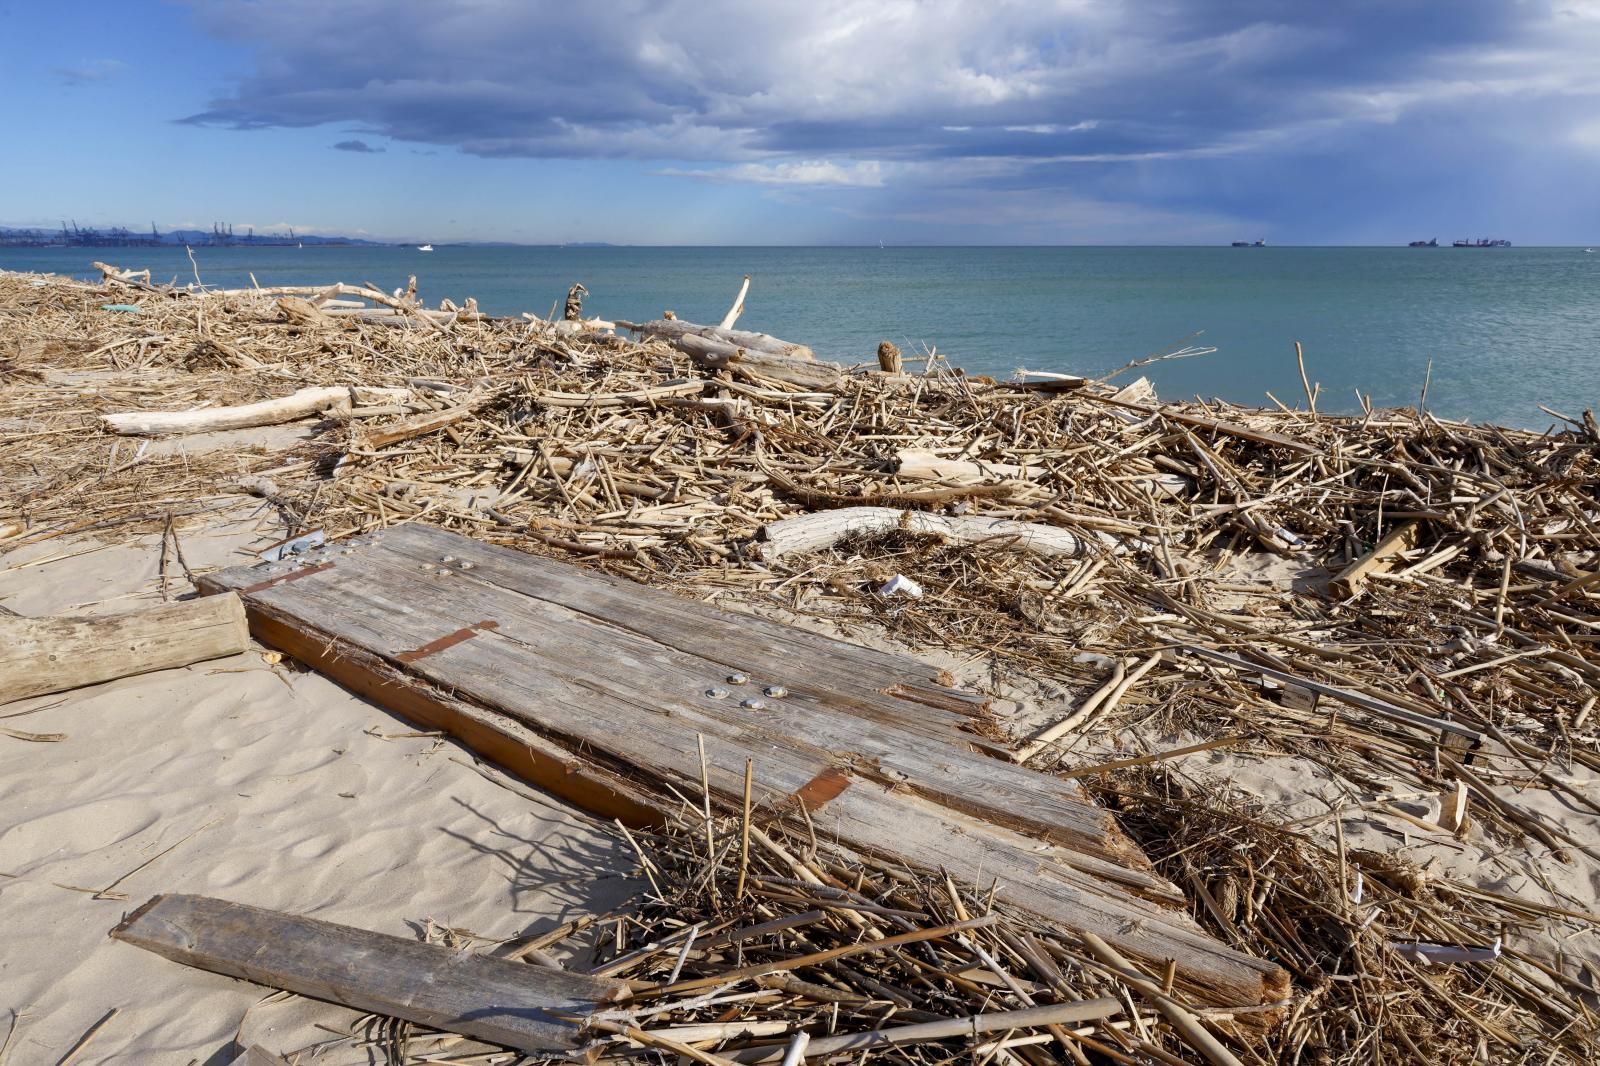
[0,504,637,1064]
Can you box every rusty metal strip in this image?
[238,562,335,595]
[395,620,499,663]
[792,767,852,812]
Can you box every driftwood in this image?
[720,274,751,329]
[761,463,1021,509]
[760,507,1092,561]
[893,447,1037,482]
[102,386,411,436]
[1,593,249,703]
[111,894,629,1052]
[667,334,842,389]
[564,282,587,322]
[622,318,817,361]
[877,340,903,374]
[1081,932,1247,1066]
[356,392,497,451]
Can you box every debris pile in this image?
[4,263,1600,1063]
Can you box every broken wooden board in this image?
[200,523,1287,1010]
[111,894,629,1052]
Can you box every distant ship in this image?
[1230,239,1265,247]
[1408,238,1438,247]
[1452,238,1510,248]
[417,244,434,252]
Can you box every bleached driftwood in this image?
[719,275,751,329]
[102,386,411,436]
[894,448,1038,483]
[1,593,250,704]
[760,507,1091,561]
[661,334,842,389]
[621,319,816,361]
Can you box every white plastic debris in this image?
[1387,938,1502,965]
[878,575,924,599]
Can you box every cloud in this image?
[170,1,1600,239]
[333,139,385,153]
[662,160,885,186]
[55,59,126,86]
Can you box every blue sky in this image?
[4,1,1599,244]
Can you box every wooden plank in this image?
[199,527,1289,1009]
[111,894,629,1052]
[211,530,1143,873]
[1328,520,1423,599]
[380,523,989,723]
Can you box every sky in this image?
[3,1,1599,245]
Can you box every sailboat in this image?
[417,244,434,252]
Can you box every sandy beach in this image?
[1,507,636,1063]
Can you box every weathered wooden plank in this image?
[212,533,1146,874]
[381,523,990,723]
[199,527,1289,1009]
[111,894,629,1052]
[1328,520,1423,599]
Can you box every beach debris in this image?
[111,894,628,1052]
[101,385,411,436]
[564,281,587,321]
[257,529,324,563]
[1329,519,1425,599]
[878,573,924,598]
[1387,938,1503,965]
[199,523,1287,1011]
[719,273,750,329]
[762,507,1093,561]
[1,593,249,705]
[7,263,1600,1061]
[877,339,903,373]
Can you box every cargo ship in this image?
[1452,238,1511,247]
[1408,238,1438,247]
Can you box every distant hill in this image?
[0,224,385,248]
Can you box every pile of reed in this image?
[3,264,1598,1063]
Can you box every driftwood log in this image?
[1,593,250,703]
[102,386,411,436]
[671,334,843,389]
[877,340,903,374]
[760,507,1093,561]
[622,318,816,361]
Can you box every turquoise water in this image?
[5,245,1597,427]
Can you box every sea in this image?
[4,244,1597,429]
